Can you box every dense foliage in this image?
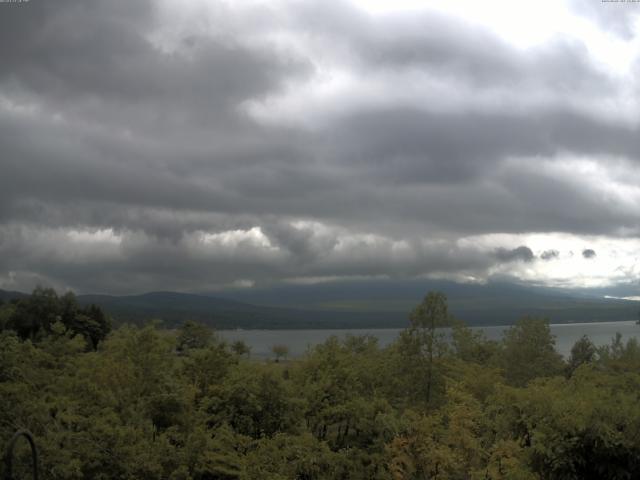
[0,287,111,349]
[2,289,640,479]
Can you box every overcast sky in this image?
[1,0,640,294]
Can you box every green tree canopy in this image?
[500,317,565,386]
[176,320,213,353]
[399,291,454,406]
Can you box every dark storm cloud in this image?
[328,108,640,187]
[0,0,309,106]
[494,246,535,263]
[583,249,597,259]
[0,0,158,99]
[541,250,560,261]
[0,0,638,292]
[1,1,635,231]
[260,222,338,262]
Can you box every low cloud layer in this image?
[1,0,640,293]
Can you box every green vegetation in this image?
[271,344,289,363]
[0,286,111,349]
[2,288,640,479]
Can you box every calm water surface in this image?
[219,321,640,359]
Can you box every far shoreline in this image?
[215,319,639,332]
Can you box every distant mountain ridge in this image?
[1,280,638,329]
[220,279,640,327]
[0,289,29,302]
[81,291,409,329]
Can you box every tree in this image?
[0,302,16,332]
[295,335,393,454]
[2,288,110,349]
[451,320,499,365]
[597,333,640,372]
[489,368,640,480]
[231,339,251,357]
[59,291,80,327]
[8,286,60,340]
[204,363,300,438]
[401,291,453,405]
[57,292,111,350]
[272,344,289,363]
[176,320,213,353]
[567,335,597,376]
[66,303,111,350]
[245,433,340,480]
[182,343,235,398]
[500,317,565,386]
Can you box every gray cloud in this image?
[0,0,310,106]
[582,249,597,259]
[293,3,614,94]
[0,223,496,294]
[494,246,535,263]
[541,250,560,261]
[0,0,639,293]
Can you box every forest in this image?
[2,288,640,479]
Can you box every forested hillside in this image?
[2,290,640,479]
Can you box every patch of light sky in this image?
[67,228,122,245]
[461,232,640,288]
[200,227,277,250]
[355,0,640,74]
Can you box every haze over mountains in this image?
[3,280,638,329]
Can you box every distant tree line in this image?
[1,288,640,479]
[0,286,111,350]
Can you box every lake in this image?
[219,321,640,359]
